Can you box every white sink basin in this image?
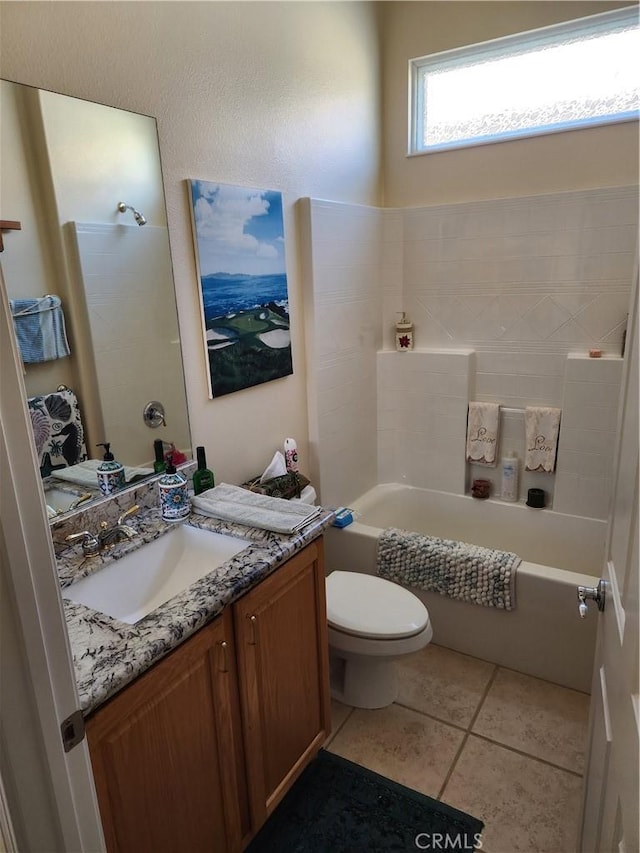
[64,524,250,624]
[45,486,93,516]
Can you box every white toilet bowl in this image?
[326,571,432,709]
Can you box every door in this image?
[234,540,331,828]
[579,271,639,853]
[0,267,104,851]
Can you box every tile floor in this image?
[325,644,590,853]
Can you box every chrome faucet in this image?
[66,505,139,555]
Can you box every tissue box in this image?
[241,471,310,500]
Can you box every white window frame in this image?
[409,6,639,156]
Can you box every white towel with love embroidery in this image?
[466,402,500,467]
[525,407,561,472]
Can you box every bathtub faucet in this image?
[577,580,605,618]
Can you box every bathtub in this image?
[324,484,604,692]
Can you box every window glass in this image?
[410,8,639,154]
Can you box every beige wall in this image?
[381,1,639,206]
[0,0,382,486]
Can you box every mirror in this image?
[1,79,191,515]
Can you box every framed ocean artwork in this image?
[188,180,293,398]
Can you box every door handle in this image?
[577,579,605,618]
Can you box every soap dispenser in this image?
[158,455,190,521]
[96,442,126,496]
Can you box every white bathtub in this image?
[324,484,604,692]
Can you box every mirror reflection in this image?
[1,79,191,516]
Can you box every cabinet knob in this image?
[248,615,258,645]
[218,640,229,673]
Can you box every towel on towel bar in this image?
[191,482,322,535]
[466,402,500,466]
[10,295,70,363]
[377,528,519,610]
[525,407,561,472]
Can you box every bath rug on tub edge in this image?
[245,748,484,852]
[377,527,519,610]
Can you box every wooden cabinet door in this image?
[86,609,249,853]
[234,539,331,827]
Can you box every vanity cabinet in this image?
[234,538,331,826]
[86,538,330,853]
[86,607,250,853]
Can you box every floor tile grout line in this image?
[394,661,502,735]
[436,665,500,801]
[488,659,591,698]
[468,664,500,731]
[436,731,470,802]
[324,704,355,748]
[468,730,585,778]
[393,700,471,735]
[430,643,591,698]
[395,665,586,780]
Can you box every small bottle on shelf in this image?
[501,451,519,502]
[193,446,215,496]
[284,437,299,473]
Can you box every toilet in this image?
[325,570,432,709]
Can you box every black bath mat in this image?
[246,749,483,852]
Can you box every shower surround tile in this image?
[327,703,464,799]
[377,350,471,494]
[443,735,583,853]
[472,668,590,773]
[304,186,635,518]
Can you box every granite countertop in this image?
[59,505,334,716]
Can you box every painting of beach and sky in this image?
[188,180,293,398]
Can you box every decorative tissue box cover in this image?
[241,471,310,500]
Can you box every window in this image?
[409,7,639,154]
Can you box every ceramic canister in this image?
[158,468,190,521]
[96,459,126,496]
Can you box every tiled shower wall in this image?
[304,187,637,517]
[72,222,190,466]
[301,199,385,506]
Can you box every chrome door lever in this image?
[577,579,605,618]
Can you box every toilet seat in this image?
[326,571,429,640]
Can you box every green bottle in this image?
[193,446,215,495]
[153,439,166,474]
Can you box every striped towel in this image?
[377,528,519,610]
[9,295,70,363]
